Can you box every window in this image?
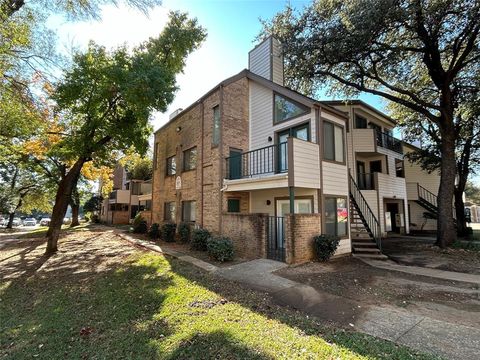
[395,159,405,178]
[212,105,220,146]
[325,197,348,237]
[182,201,196,222]
[183,147,197,171]
[323,122,344,163]
[166,156,176,176]
[154,142,158,170]
[164,202,176,221]
[355,115,367,129]
[130,182,141,195]
[274,94,309,123]
[227,199,240,213]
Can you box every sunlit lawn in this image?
[0,230,438,359]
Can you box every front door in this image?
[276,123,310,173]
[356,161,366,189]
[386,203,400,233]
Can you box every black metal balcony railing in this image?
[225,142,288,180]
[357,173,375,190]
[375,130,403,154]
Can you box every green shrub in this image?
[161,223,176,242]
[178,222,191,243]
[191,228,210,251]
[149,223,160,240]
[207,236,234,262]
[132,214,148,234]
[313,234,340,261]
[91,214,100,223]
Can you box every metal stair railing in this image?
[417,183,456,220]
[349,174,382,251]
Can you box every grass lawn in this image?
[0,228,438,359]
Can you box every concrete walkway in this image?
[118,232,480,360]
[361,258,480,285]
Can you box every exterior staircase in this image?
[349,174,387,260]
[414,183,456,224]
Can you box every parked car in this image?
[12,218,21,227]
[23,218,37,226]
[39,218,51,226]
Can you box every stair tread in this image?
[353,253,388,260]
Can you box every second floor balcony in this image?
[352,128,403,155]
[224,138,320,191]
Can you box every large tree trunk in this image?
[70,187,80,227]
[6,212,15,229]
[45,159,85,255]
[436,125,457,248]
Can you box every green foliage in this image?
[178,222,191,243]
[148,223,160,240]
[132,214,147,234]
[206,236,234,262]
[190,228,210,251]
[83,195,103,213]
[124,154,153,181]
[160,223,176,242]
[313,234,340,262]
[465,182,480,204]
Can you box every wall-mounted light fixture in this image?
[266,200,271,206]
[267,136,273,142]
[176,126,182,133]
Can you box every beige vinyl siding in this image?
[249,188,318,215]
[322,161,349,196]
[352,128,376,153]
[271,38,284,85]
[249,81,315,151]
[404,159,441,196]
[361,191,379,221]
[377,145,404,160]
[291,138,320,188]
[248,40,270,80]
[409,201,437,230]
[112,190,130,204]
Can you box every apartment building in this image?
[151,37,352,264]
[100,165,152,225]
[151,37,443,263]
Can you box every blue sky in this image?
[48,0,385,132]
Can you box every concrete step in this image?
[351,233,372,238]
[351,236,374,242]
[353,253,389,260]
[352,242,378,247]
[353,247,382,253]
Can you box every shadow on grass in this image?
[0,242,175,359]
[163,257,437,360]
[164,330,274,360]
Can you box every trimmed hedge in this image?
[161,223,176,242]
[313,234,340,261]
[207,236,234,262]
[191,228,210,251]
[178,222,191,243]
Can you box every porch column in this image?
[289,186,295,214]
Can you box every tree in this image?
[120,151,153,180]
[465,181,480,205]
[44,11,206,254]
[83,194,103,214]
[393,92,480,236]
[260,0,480,247]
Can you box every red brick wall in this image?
[112,210,130,225]
[285,214,321,264]
[221,213,268,259]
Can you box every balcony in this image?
[375,131,403,154]
[224,138,320,191]
[357,173,375,190]
[108,190,130,204]
[352,128,403,155]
